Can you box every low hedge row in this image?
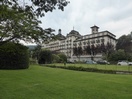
[43,65,117,74]
[43,65,132,74]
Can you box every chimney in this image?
[91,25,99,34]
[58,29,61,34]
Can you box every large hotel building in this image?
[42,25,117,62]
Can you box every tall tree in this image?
[32,45,41,59]
[78,46,83,56]
[86,44,91,55]
[95,44,101,54]
[90,44,96,60]
[108,49,132,62]
[58,53,67,62]
[1,0,69,17]
[100,42,106,53]
[73,47,78,56]
[116,34,131,53]
[85,44,97,60]
[38,49,52,64]
[0,0,69,45]
[73,46,83,61]
[105,42,114,60]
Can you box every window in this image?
[101,39,104,43]
[73,43,77,46]
[79,42,82,46]
[96,39,100,43]
[91,40,95,44]
[83,42,86,45]
[87,41,90,44]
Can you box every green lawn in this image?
[0,65,132,99]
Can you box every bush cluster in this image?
[38,49,52,64]
[0,42,29,69]
[37,49,67,64]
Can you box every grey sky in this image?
[39,0,132,39]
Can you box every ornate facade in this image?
[42,25,117,62]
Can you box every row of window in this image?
[73,39,105,46]
[48,39,105,49]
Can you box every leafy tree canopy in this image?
[0,0,69,45]
[108,49,132,62]
[58,53,67,62]
[1,0,69,17]
[116,33,132,53]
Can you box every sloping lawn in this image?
[0,65,132,99]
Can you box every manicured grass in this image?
[0,65,132,99]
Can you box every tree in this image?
[86,44,91,55]
[73,47,78,56]
[30,0,69,17]
[95,44,101,54]
[52,54,60,63]
[116,34,132,61]
[116,34,131,53]
[90,44,96,60]
[32,45,41,60]
[73,46,83,61]
[77,46,83,61]
[104,42,115,60]
[85,44,97,60]
[58,53,67,62]
[1,0,69,17]
[108,49,132,62]
[100,42,106,53]
[38,49,52,64]
[0,0,69,45]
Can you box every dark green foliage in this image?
[73,47,78,56]
[2,0,69,17]
[0,0,69,45]
[78,46,83,55]
[31,0,69,17]
[52,54,60,63]
[0,42,29,69]
[108,49,132,62]
[38,49,52,64]
[31,45,41,59]
[73,46,83,60]
[0,4,56,45]
[116,34,131,53]
[58,53,67,62]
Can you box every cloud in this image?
[39,0,132,39]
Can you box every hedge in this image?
[43,64,132,74]
[0,42,29,69]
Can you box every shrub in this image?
[0,42,29,69]
[58,53,67,63]
[38,49,52,64]
[52,54,60,63]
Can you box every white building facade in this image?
[42,26,117,62]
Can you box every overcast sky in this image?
[39,0,132,39]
